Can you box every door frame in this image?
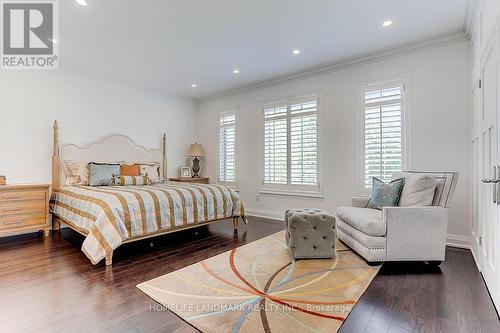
[476,16,500,309]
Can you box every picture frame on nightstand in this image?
[179,166,191,178]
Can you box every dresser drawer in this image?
[0,214,46,231]
[0,190,46,202]
[0,184,50,237]
[0,200,46,217]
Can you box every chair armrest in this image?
[383,206,448,261]
[352,196,370,208]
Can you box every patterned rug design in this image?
[137,231,380,332]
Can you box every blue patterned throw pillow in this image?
[366,177,405,210]
[88,163,120,186]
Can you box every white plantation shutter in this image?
[219,113,236,182]
[290,101,318,185]
[363,85,404,187]
[263,98,319,187]
[264,105,288,184]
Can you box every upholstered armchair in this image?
[336,171,459,265]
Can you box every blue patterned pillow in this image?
[89,163,120,186]
[366,177,405,210]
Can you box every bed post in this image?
[162,133,167,178]
[232,217,239,233]
[105,251,113,266]
[52,120,61,230]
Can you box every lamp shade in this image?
[187,143,205,157]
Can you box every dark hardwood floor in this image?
[0,217,498,333]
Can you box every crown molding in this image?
[464,0,480,38]
[464,0,475,37]
[59,62,194,102]
[198,30,469,104]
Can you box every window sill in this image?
[259,189,324,198]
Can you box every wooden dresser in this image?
[0,184,51,238]
[169,177,209,184]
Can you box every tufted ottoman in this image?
[285,209,337,259]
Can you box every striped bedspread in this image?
[50,182,247,265]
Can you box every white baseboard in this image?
[446,234,472,249]
[247,209,473,250]
[246,208,283,222]
[470,245,482,272]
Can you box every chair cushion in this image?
[391,171,458,207]
[336,207,386,236]
[398,174,436,206]
[337,220,386,249]
[432,177,446,206]
[366,177,405,210]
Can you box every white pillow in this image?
[63,160,89,186]
[399,175,436,206]
[138,163,161,183]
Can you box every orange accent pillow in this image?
[121,164,140,176]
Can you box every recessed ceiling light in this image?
[76,0,88,6]
[191,84,197,88]
[48,38,58,44]
[382,20,392,27]
[292,49,301,55]
[232,69,240,74]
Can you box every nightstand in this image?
[169,177,210,184]
[0,184,51,238]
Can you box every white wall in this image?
[0,70,197,183]
[197,40,472,243]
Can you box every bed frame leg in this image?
[105,251,113,266]
[52,216,60,231]
[232,217,239,233]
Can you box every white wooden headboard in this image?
[52,121,167,188]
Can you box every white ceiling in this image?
[60,0,469,99]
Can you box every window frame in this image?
[357,74,412,193]
[259,93,323,198]
[217,110,237,186]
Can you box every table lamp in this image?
[187,143,205,178]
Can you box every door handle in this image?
[494,166,497,204]
[497,165,500,205]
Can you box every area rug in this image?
[137,231,380,333]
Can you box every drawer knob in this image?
[3,207,23,212]
[2,194,23,199]
[2,221,23,226]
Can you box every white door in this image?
[472,135,481,268]
[479,28,500,307]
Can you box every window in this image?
[218,113,236,183]
[263,97,320,193]
[362,80,407,188]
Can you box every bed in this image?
[49,121,246,265]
